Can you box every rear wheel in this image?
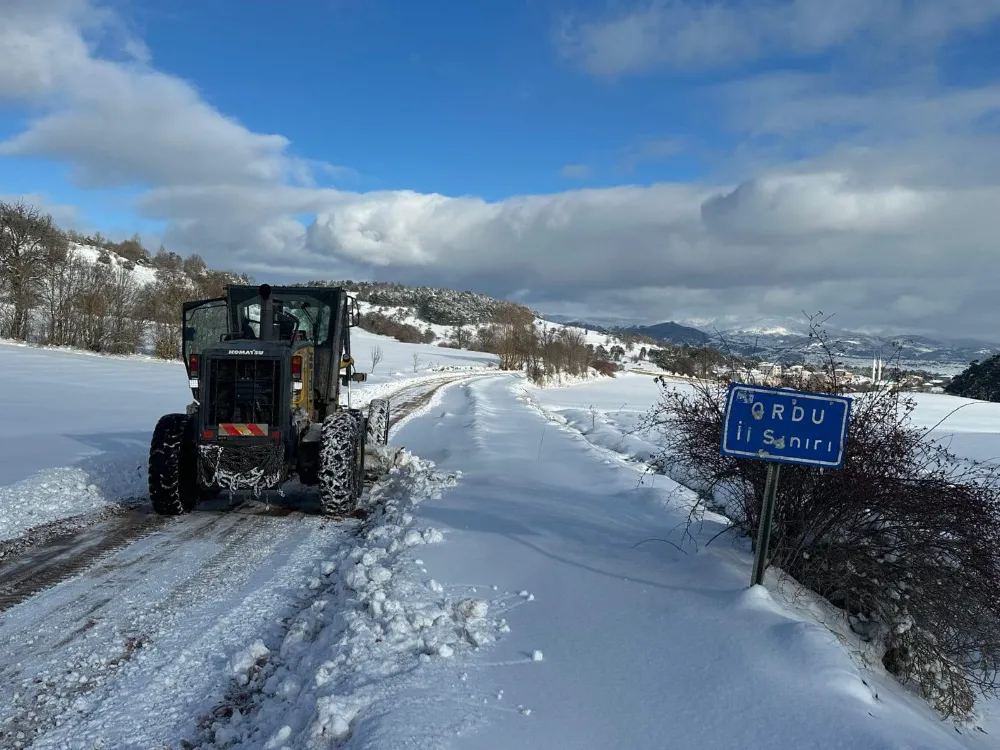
[318,411,365,515]
[366,398,391,445]
[149,413,198,515]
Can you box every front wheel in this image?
[148,413,198,515]
[366,398,391,446]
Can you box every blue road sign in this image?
[720,383,852,469]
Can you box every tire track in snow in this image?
[0,513,344,749]
[0,510,169,614]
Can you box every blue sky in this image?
[108,1,722,201]
[2,0,1000,336]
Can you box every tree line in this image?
[0,199,250,358]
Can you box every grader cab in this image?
[148,283,390,516]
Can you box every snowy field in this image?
[1,337,999,748]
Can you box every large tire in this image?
[149,413,198,515]
[318,411,365,515]
[350,408,368,496]
[366,398,390,446]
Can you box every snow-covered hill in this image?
[70,243,160,286]
[708,319,1000,373]
[567,311,1000,372]
[53,248,644,362]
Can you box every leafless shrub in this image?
[591,358,618,377]
[641,315,1000,718]
[361,311,434,344]
[371,345,384,372]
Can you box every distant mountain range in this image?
[542,314,1000,370]
[550,318,710,347]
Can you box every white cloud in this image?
[1,72,296,188]
[0,0,316,189]
[0,191,81,228]
[701,172,934,240]
[558,0,1000,77]
[2,1,1000,339]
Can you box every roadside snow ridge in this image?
[199,449,522,748]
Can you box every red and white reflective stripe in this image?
[218,423,267,436]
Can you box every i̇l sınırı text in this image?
[734,401,835,454]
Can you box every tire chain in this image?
[366,398,390,446]
[148,414,193,516]
[318,411,363,515]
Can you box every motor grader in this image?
[148,283,390,515]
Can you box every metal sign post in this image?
[720,383,852,588]
[751,463,780,587]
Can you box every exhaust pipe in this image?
[259,284,274,341]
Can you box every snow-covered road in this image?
[370,376,997,750]
[0,339,493,749]
[0,503,353,749]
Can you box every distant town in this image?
[724,358,951,394]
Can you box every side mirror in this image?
[351,372,367,382]
[183,326,196,341]
[348,297,360,328]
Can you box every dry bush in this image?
[361,311,434,344]
[642,319,1000,718]
[591,359,618,377]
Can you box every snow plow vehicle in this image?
[148,283,391,516]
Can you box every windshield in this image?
[236,293,331,345]
[184,299,229,363]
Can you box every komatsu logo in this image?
[227,349,265,355]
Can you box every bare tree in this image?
[371,345,384,372]
[139,269,189,359]
[451,324,469,349]
[38,252,87,346]
[0,200,68,340]
[490,303,536,370]
[412,352,421,373]
[102,265,142,354]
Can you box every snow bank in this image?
[528,375,1000,741]
[200,449,515,748]
[518,373,665,467]
[0,454,147,544]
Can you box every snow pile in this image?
[0,451,147,543]
[199,449,512,748]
